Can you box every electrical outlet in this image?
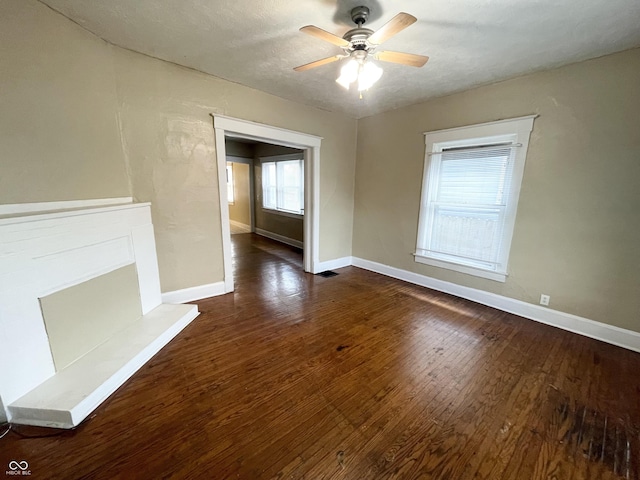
[540,294,550,306]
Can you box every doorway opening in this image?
[225,139,305,246]
[213,115,322,293]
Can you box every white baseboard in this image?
[314,256,353,274]
[255,228,303,249]
[162,281,226,304]
[351,257,640,353]
[230,220,251,234]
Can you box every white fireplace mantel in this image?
[0,198,199,428]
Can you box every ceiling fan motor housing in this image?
[343,28,374,49]
[343,6,374,52]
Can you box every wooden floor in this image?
[2,233,639,479]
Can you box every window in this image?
[415,116,536,282]
[262,155,304,215]
[226,163,234,204]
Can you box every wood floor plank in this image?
[324,311,525,478]
[1,233,639,479]
[372,314,547,478]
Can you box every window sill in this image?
[413,254,507,282]
[262,208,303,219]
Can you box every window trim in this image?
[259,153,304,217]
[415,115,537,282]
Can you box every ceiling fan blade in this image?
[375,51,429,67]
[300,25,349,47]
[367,13,417,45]
[294,55,343,72]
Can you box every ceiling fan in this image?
[294,6,429,92]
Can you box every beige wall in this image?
[0,0,130,203]
[228,162,251,226]
[112,52,357,291]
[354,48,640,332]
[0,0,357,293]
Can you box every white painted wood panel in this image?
[131,223,162,314]
[0,197,133,216]
[35,237,134,297]
[8,303,198,429]
[0,201,163,416]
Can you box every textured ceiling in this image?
[40,0,640,119]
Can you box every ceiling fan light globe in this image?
[340,59,359,81]
[336,58,359,89]
[336,76,351,89]
[358,61,383,91]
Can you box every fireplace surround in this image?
[0,198,199,428]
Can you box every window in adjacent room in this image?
[415,116,536,282]
[226,163,235,205]
[262,155,304,216]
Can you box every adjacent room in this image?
[1,0,639,478]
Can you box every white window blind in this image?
[226,163,234,204]
[262,162,277,210]
[422,145,515,270]
[262,158,304,215]
[415,116,536,282]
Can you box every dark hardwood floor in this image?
[2,233,639,479]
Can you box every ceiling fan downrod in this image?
[350,6,370,27]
